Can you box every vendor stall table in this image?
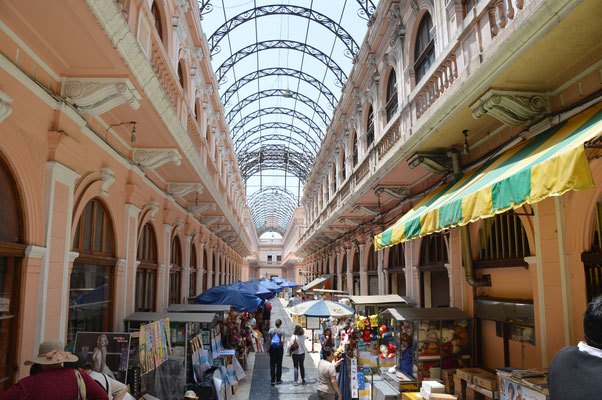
[380,307,472,395]
[349,294,411,316]
[167,303,231,321]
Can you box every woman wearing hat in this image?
[0,341,109,400]
[183,390,199,399]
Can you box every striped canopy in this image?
[289,299,355,318]
[375,103,602,250]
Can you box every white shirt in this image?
[291,334,307,355]
[89,371,127,400]
[578,341,602,359]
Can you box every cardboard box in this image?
[443,369,456,394]
[454,375,466,400]
[430,394,459,400]
[467,382,497,399]
[456,369,484,383]
[473,371,498,391]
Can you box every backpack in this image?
[270,331,282,348]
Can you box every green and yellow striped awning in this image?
[375,102,602,251]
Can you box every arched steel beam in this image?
[233,122,321,154]
[238,144,313,182]
[237,134,316,158]
[215,40,347,87]
[257,225,286,237]
[356,0,377,22]
[226,89,330,126]
[247,186,298,231]
[230,107,324,142]
[221,67,338,108]
[208,5,359,59]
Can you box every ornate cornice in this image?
[63,77,141,115]
[167,182,203,197]
[133,148,183,169]
[471,89,548,126]
[374,185,410,200]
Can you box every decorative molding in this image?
[407,152,452,174]
[116,258,127,268]
[192,47,204,61]
[167,182,203,197]
[374,185,410,200]
[63,78,141,115]
[133,148,183,169]
[174,218,184,234]
[25,245,47,259]
[0,89,13,123]
[353,204,380,215]
[331,226,349,233]
[174,0,189,13]
[470,90,548,126]
[69,251,80,263]
[99,168,115,197]
[188,202,216,214]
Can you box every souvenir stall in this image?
[167,303,231,321]
[378,307,472,397]
[123,312,219,399]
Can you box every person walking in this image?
[267,318,286,385]
[548,294,602,398]
[290,324,308,385]
[317,347,342,400]
[0,341,109,400]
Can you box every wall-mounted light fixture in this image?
[109,121,137,143]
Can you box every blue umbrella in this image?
[279,280,299,288]
[230,281,272,300]
[256,279,283,293]
[195,285,262,312]
[271,277,286,284]
[289,299,355,318]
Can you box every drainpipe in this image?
[449,150,491,287]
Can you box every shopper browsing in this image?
[320,328,334,359]
[267,319,286,385]
[290,324,308,385]
[548,294,602,398]
[317,347,343,400]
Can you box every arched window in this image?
[352,132,358,167]
[341,253,348,293]
[332,163,337,193]
[189,245,198,297]
[0,156,24,392]
[195,99,201,124]
[151,1,164,44]
[386,70,398,122]
[169,237,182,305]
[414,13,435,84]
[366,105,375,147]
[340,148,346,181]
[477,211,531,267]
[177,60,186,93]
[388,242,406,295]
[136,223,157,312]
[583,203,602,302]
[202,248,208,291]
[70,199,115,346]
[352,250,360,295]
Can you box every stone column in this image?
[198,241,205,293]
[346,248,354,296]
[336,249,343,291]
[183,234,192,299]
[206,244,214,290]
[214,250,221,287]
[124,204,141,318]
[377,249,385,295]
[162,224,173,310]
[359,242,368,296]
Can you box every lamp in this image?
[108,121,137,144]
[283,89,293,98]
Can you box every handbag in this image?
[74,369,87,400]
[289,335,299,354]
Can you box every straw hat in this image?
[183,390,199,399]
[24,341,78,365]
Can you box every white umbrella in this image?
[289,299,355,318]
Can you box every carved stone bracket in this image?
[100,168,116,197]
[374,185,410,200]
[63,78,141,115]
[407,152,452,174]
[148,200,160,221]
[201,216,225,225]
[353,204,380,215]
[167,183,203,197]
[331,226,349,234]
[470,89,548,126]
[339,217,364,226]
[0,89,13,123]
[133,148,183,169]
[188,202,216,214]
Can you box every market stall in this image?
[379,307,472,396]
[167,303,231,321]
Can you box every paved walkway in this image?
[234,297,320,400]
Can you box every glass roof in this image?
[201,0,375,234]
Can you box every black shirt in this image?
[548,346,602,399]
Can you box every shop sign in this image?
[306,317,320,330]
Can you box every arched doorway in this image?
[582,202,602,302]
[189,245,198,298]
[136,222,157,312]
[388,242,406,295]
[0,155,25,392]
[366,245,378,295]
[419,233,450,308]
[202,248,208,291]
[69,199,116,346]
[169,237,182,305]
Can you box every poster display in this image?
[292,315,306,328]
[306,317,320,330]
[74,332,131,383]
[138,318,171,375]
[350,357,358,398]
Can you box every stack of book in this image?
[496,368,549,400]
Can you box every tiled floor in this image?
[236,298,320,400]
